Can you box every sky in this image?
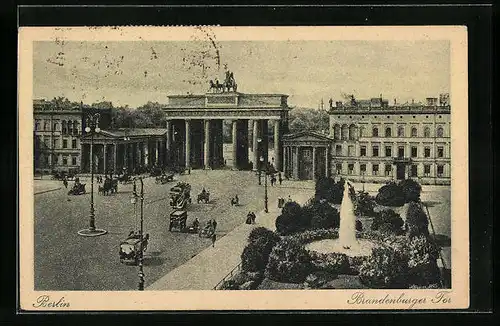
[33,40,450,108]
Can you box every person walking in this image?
[278,172,283,185]
[211,232,217,247]
[63,177,68,189]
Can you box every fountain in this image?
[306,181,376,257]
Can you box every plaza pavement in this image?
[147,180,315,290]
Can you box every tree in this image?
[288,107,329,134]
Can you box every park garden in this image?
[221,177,448,290]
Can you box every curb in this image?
[35,187,62,195]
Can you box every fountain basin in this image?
[306,238,377,257]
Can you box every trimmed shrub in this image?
[220,279,240,290]
[265,238,313,283]
[309,251,350,275]
[347,256,367,275]
[303,200,340,230]
[356,220,363,232]
[354,190,377,217]
[371,209,404,235]
[406,236,441,287]
[248,227,280,244]
[359,246,409,289]
[375,181,406,207]
[315,177,345,204]
[276,201,311,235]
[400,179,422,203]
[242,228,280,273]
[406,202,430,238]
[288,228,339,244]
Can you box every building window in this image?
[385,164,392,176]
[341,125,348,140]
[348,164,354,174]
[411,146,418,158]
[336,163,342,174]
[333,125,340,140]
[72,157,77,166]
[35,121,40,131]
[360,146,366,157]
[63,139,68,149]
[411,165,418,177]
[424,164,431,176]
[62,121,67,134]
[437,146,444,158]
[437,126,444,137]
[53,155,58,164]
[348,145,354,157]
[359,126,364,137]
[398,146,404,158]
[72,139,77,148]
[385,127,392,137]
[437,165,444,177]
[397,126,405,137]
[385,146,392,157]
[372,146,379,157]
[349,125,357,140]
[411,127,418,137]
[53,123,59,131]
[424,147,431,158]
[62,156,68,165]
[424,127,431,137]
[335,145,342,156]
[372,164,379,176]
[360,164,366,173]
[303,149,312,158]
[53,139,59,148]
[44,122,50,130]
[372,127,379,137]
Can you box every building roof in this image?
[283,130,334,142]
[81,128,168,141]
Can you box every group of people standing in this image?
[246,211,257,224]
[269,172,283,186]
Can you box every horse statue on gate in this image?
[209,78,224,93]
[223,71,237,92]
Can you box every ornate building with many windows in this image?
[328,95,451,185]
[282,94,451,185]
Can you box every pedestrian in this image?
[287,195,292,202]
[63,177,68,189]
[278,172,283,185]
[211,232,216,247]
[251,212,256,224]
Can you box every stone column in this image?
[312,146,316,180]
[293,146,299,180]
[144,141,149,166]
[204,119,211,169]
[185,119,191,169]
[325,146,329,177]
[283,145,287,177]
[113,142,117,173]
[103,144,107,174]
[155,140,159,165]
[232,120,238,170]
[274,120,281,172]
[166,120,171,166]
[252,119,259,171]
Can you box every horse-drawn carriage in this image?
[98,178,118,195]
[168,210,200,234]
[169,182,191,210]
[155,173,174,184]
[119,232,149,265]
[197,190,210,203]
[117,173,132,184]
[199,219,217,238]
[68,183,86,195]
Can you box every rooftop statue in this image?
[208,70,237,93]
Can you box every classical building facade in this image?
[33,99,83,173]
[328,96,451,185]
[163,90,290,172]
[80,129,168,174]
[283,95,451,185]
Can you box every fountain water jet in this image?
[338,181,357,249]
[306,180,376,257]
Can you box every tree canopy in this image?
[288,107,329,134]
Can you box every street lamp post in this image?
[78,113,107,237]
[132,177,146,291]
[260,156,268,213]
[257,138,262,185]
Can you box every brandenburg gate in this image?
[164,85,290,172]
